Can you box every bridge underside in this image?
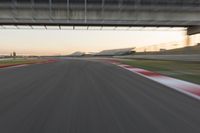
[0,1,200,34]
[0,5,200,27]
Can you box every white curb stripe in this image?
[111,61,200,100]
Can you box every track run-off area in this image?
[0,58,200,133]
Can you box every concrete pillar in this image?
[186,26,200,46]
[185,35,191,46]
[187,26,200,35]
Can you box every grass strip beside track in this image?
[120,59,200,85]
[0,58,52,68]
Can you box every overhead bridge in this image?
[0,0,200,35]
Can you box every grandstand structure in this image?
[68,51,85,57]
[95,47,135,56]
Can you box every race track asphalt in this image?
[0,58,200,133]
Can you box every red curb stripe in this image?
[123,65,135,69]
[137,71,162,77]
[0,59,59,69]
[0,64,25,68]
[187,89,200,96]
[109,60,200,100]
[122,66,162,77]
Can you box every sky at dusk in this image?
[0,28,186,56]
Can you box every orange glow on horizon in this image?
[0,28,191,56]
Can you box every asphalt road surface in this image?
[0,58,200,133]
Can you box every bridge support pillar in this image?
[187,26,200,35]
[185,35,191,46]
[187,26,200,46]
